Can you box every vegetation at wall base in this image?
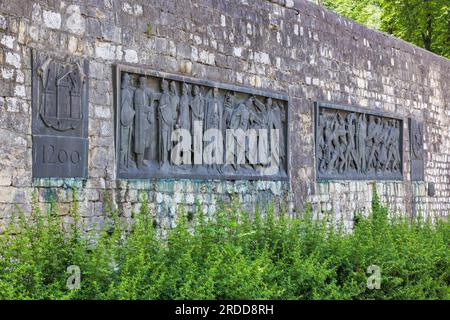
[0,191,448,300]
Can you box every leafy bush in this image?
[0,190,448,300]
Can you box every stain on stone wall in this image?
[0,0,449,232]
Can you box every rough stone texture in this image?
[0,0,449,232]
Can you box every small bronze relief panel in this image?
[32,49,89,178]
[409,118,424,181]
[115,65,289,181]
[315,102,403,181]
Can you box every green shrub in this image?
[0,190,448,300]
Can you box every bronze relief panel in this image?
[32,49,89,178]
[315,102,403,181]
[115,66,289,180]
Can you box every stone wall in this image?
[0,0,449,231]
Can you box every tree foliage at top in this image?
[322,0,450,59]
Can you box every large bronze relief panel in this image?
[115,65,289,180]
[32,49,89,178]
[315,102,403,181]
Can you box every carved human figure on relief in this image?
[222,91,235,172]
[323,113,336,173]
[158,79,175,169]
[120,72,135,169]
[317,112,327,173]
[223,91,234,133]
[205,87,223,131]
[133,76,153,169]
[146,89,159,162]
[344,112,358,172]
[356,113,367,173]
[323,113,342,173]
[385,120,400,172]
[253,97,268,128]
[190,85,204,166]
[229,97,253,170]
[336,113,349,173]
[169,81,180,165]
[378,120,390,171]
[169,81,180,123]
[253,97,272,167]
[204,87,223,173]
[230,98,251,130]
[175,82,192,167]
[191,85,204,130]
[392,121,401,171]
[178,83,191,132]
[366,116,382,172]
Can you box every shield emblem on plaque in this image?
[38,58,85,132]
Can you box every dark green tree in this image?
[322,0,382,29]
[322,0,450,58]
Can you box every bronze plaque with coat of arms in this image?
[32,49,89,178]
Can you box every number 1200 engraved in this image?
[42,145,81,164]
